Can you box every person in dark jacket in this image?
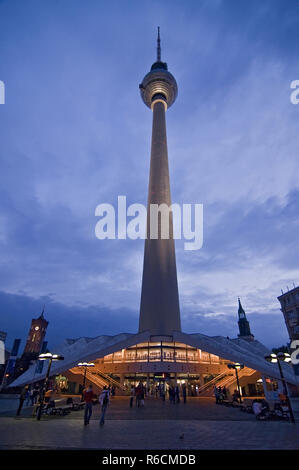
[16,386,28,416]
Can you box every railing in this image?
[197,372,229,394]
[91,369,126,391]
[70,367,126,391]
[215,367,256,390]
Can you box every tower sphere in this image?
[139,29,178,109]
[139,63,178,109]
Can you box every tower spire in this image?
[157,26,161,62]
[237,298,254,341]
[39,304,45,319]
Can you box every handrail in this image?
[197,371,229,393]
[215,367,256,389]
[70,366,126,391]
[90,369,126,391]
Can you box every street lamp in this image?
[36,352,64,421]
[227,363,244,403]
[77,362,95,391]
[265,352,295,424]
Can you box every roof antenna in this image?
[157,26,161,62]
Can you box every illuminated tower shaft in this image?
[138,29,181,335]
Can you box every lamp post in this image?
[265,352,295,424]
[36,352,64,421]
[77,362,95,392]
[227,363,244,403]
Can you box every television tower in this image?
[138,28,181,335]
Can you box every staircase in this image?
[216,367,256,390]
[197,372,230,396]
[198,367,256,397]
[69,367,127,393]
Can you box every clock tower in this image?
[23,307,48,355]
[237,298,254,341]
[13,307,49,380]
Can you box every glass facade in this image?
[103,341,219,364]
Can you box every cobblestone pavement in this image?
[0,417,298,449]
[0,397,298,449]
[0,397,258,420]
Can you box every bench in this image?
[66,397,85,411]
[240,399,254,413]
[33,398,72,416]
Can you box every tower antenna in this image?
[157,26,161,62]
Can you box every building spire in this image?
[238,297,245,316]
[237,298,254,340]
[157,26,161,62]
[39,304,45,319]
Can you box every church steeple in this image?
[237,298,254,341]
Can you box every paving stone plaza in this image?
[1,397,298,450]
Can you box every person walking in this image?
[99,386,110,426]
[83,384,94,426]
[16,386,28,416]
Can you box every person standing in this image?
[99,386,110,426]
[16,386,28,416]
[175,385,180,404]
[29,387,35,406]
[25,387,31,406]
[83,384,94,426]
[182,385,187,404]
[140,386,145,407]
[213,386,219,404]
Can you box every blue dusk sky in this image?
[0,0,299,351]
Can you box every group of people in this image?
[129,383,188,407]
[16,384,41,416]
[130,383,145,407]
[213,385,228,404]
[252,399,270,419]
[83,384,110,426]
[168,385,187,404]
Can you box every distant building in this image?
[13,308,48,380]
[0,338,21,388]
[0,331,7,343]
[277,286,299,341]
[0,331,7,385]
[237,298,254,341]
